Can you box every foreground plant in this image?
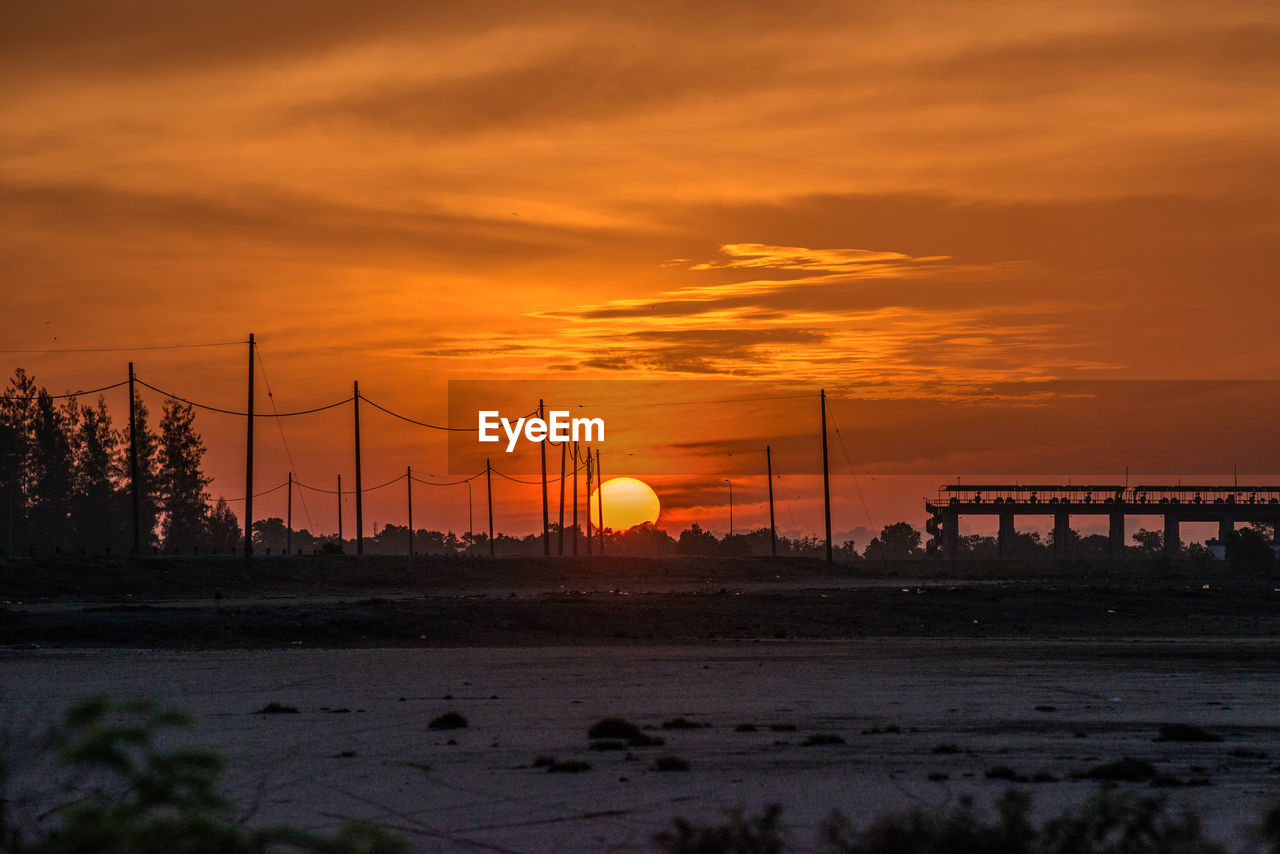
[2,696,405,854]
[661,789,1280,854]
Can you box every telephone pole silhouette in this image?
[821,388,832,563]
[244,334,255,565]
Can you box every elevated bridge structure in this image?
[925,484,1280,560]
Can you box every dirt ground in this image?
[2,642,1278,853]
[1,556,1278,852]
[1,554,1277,648]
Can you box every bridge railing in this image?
[933,484,1280,506]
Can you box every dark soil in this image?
[1,554,1276,649]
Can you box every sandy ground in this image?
[2,640,1278,853]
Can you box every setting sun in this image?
[589,477,661,532]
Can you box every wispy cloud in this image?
[689,243,934,272]
[413,241,1111,390]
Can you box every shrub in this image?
[656,804,786,854]
[2,696,406,853]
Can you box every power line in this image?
[293,473,413,495]
[775,471,800,531]
[490,456,587,486]
[357,394,477,431]
[135,378,351,417]
[361,472,410,493]
[562,392,815,409]
[0,340,245,354]
[409,470,485,487]
[1,379,130,401]
[213,481,289,502]
[826,406,876,531]
[296,480,342,496]
[255,343,315,530]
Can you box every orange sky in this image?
[3,1,1278,540]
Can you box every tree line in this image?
[0,368,239,556]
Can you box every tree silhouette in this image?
[0,369,38,553]
[206,498,242,553]
[250,516,288,552]
[676,522,718,555]
[157,399,210,552]
[28,390,74,552]
[70,396,123,551]
[1131,527,1163,556]
[864,521,923,560]
[130,389,162,551]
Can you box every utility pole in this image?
[820,388,832,563]
[571,443,579,555]
[286,471,293,556]
[596,449,605,555]
[727,481,737,535]
[585,448,593,556]
[406,466,413,555]
[766,445,777,557]
[337,474,342,544]
[486,458,494,557]
[353,381,363,557]
[558,440,566,555]
[540,399,550,556]
[244,334,255,564]
[128,361,139,555]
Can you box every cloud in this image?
[0,179,611,270]
[408,237,1107,388]
[290,42,785,139]
[689,243,925,272]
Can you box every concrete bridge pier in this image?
[942,509,959,561]
[1219,515,1234,546]
[1164,514,1180,557]
[1054,512,1070,558]
[998,511,1015,559]
[1109,513,1125,560]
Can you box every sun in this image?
[589,477,661,531]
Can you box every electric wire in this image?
[135,378,352,417]
[561,392,815,409]
[409,470,485,487]
[212,481,289,502]
[0,341,245,354]
[1,379,129,401]
[357,395,478,431]
[255,343,315,530]
[826,406,876,531]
